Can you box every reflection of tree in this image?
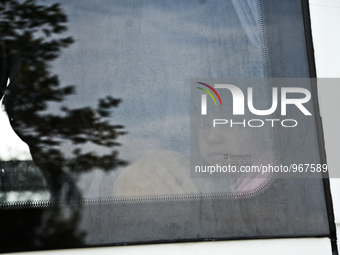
[0,0,127,200]
[0,0,127,251]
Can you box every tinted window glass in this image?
[0,0,331,252]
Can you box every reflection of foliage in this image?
[0,0,127,251]
[0,0,127,200]
[0,161,47,194]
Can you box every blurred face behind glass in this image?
[195,88,267,169]
[198,116,259,166]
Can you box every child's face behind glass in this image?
[197,116,262,168]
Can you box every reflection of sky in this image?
[0,78,31,160]
[42,0,264,163]
[0,101,32,160]
[1,0,265,197]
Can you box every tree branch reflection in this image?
[0,0,127,250]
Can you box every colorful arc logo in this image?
[196,82,223,106]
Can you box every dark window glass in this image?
[0,0,331,253]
